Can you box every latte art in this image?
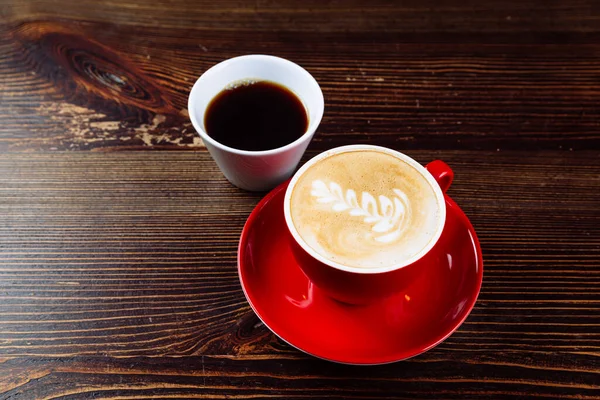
[310,180,411,244]
[286,147,445,269]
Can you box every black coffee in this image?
[204,80,308,151]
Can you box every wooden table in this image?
[1,1,599,398]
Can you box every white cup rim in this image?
[188,54,324,157]
[283,145,447,275]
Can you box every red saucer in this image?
[238,180,483,364]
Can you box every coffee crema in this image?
[288,149,443,269]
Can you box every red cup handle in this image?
[426,160,453,193]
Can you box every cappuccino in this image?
[285,147,445,270]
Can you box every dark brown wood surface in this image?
[0,1,599,399]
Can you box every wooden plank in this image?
[0,353,599,399]
[1,21,600,152]
[0,150,597,360]
[2,0,600,33]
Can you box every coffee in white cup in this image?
[188,55,324,192]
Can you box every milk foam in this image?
[289,149,443,269]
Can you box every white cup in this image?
[188,55,324,191]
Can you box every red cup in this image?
[284,146,453,305]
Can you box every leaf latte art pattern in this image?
[310,180,411,244]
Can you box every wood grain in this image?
[3,0,600,33]
[1,0,600,398]
[0,353,598,399]
[2,19,600,152]
[0,151,598,399]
